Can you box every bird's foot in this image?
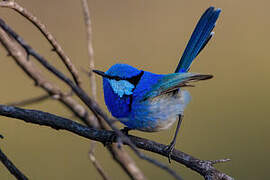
[102,127,131,147]
[120,127,131,135]
[103,133,116,147]
[163,142,176,163]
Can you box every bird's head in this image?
[93,64,144,118]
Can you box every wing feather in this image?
[141,73,212,100]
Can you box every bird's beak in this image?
[93,69,107,78]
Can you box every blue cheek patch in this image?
[109,79,134,98]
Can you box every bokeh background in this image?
[0,0,269,179]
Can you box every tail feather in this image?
[196,31,214,58]
[175,7,221,73]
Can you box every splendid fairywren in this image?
[94,7,221,162]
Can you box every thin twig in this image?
[0,104,234,180]
[81,0,96,98]
[7,94,50,107]
[0,18,183,180]
[0,145,28,180]
[80,1,110,179]
[88,142,110,180]
[0,1,82,87]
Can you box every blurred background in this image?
[0,0,269,179]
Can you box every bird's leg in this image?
[103,127,131,147]
[164,114,183,163]
[120,127,131,135]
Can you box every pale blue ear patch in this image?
[109,79,134,98]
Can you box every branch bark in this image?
[0,105,233,180]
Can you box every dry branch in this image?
[81,0,97,97]
[0,104,234,180]
[80,1,109,179]
[0,22,99,127]
[0,1,82,87]
[0,145,28,180]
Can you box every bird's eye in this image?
[115,77,121,81]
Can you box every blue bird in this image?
[94,7,221,161]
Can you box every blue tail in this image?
[175,7,221,73]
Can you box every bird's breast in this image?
[119,90,190,132]
[103,78,132,118]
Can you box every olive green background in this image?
[0,0,269,179]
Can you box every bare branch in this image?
[7,94,50,107]
[0,1,82,87]
[88,142,110,180]
[0,145,28,180]
[0,104,234,180]
[0,21,99,128]
[80,1,106,178]
[81,0,96,98]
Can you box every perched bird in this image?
[94,6,221,161]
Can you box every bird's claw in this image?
[103,127,130,147]
[120,127,130,135]
[164,143,175,163]
[103,133,117,147]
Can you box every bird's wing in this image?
[141,73,213,101]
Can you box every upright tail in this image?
[175,7,221,73]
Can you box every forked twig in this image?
[0,1,82,87]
